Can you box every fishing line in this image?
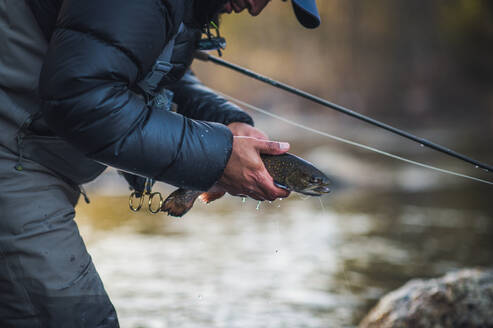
[196,52,493,173]
[215,90,493,186]
[318,198,327,213]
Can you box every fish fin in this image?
[199,191,226,203]
[161,189,202,217]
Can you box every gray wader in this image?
[0,1,118,327]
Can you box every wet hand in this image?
[218,136,291,201]
[227,122,268,140]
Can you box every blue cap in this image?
[291,0,320,29]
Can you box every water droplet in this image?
[420,144,424,147]
[475,165,479,169]
[269,201,272,204]
[256,201,261,210]
[279,198,283,201]
[242,197,246,203]
[277,205,281,208]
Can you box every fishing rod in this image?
[216,90,493,186]
[194,51,493,173]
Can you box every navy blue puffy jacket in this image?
[28,0,254,191]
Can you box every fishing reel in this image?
[197,20,226,56]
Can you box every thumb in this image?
[255,139,290,155]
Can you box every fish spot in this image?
[70,255,76,262]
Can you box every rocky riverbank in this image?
[360,268,493,328]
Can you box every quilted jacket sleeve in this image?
[38,0,233,191]
[167,70,254,126]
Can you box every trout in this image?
[162,153,331,217]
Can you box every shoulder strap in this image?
[137,23,185,96]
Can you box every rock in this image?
[360,268,493,328]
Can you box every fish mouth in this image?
[299,184,331,196]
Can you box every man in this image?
[0,0,320,326]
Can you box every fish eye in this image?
[309,176,320,183]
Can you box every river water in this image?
[76,120,493,328]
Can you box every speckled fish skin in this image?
[162,153,331,217]
[261,153,330,195]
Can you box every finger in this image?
[233,188,264,201]
[277,189,291,198]
[222,184,265,201]
[249,193,264,201]
[250,131,268,140]
[235,181,282,202]
[248,127,268,140]
[247,185,271,201]
[256,131,269,140]
[256,171,290,201]
[262,182,290,200]
[255,140,290,155]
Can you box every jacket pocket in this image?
[21,135,106,185]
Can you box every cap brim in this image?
[292,0,320,29]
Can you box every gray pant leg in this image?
[0,145,119,328]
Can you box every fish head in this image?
[264,153,331,197]
[283,160,331,196]
[301,173,331,196]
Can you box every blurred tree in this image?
[194,0,493,129]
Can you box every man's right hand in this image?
[218,136,291,201]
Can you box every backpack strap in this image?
[137,23,185,97]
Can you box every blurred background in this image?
[77,1,493,327]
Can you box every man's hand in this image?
[218,136,291,201]
[217,122,290,201]
[227,122,268,140]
